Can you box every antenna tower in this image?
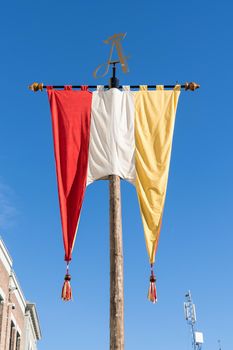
[184,291,204,350]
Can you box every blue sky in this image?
[0,0,232,349]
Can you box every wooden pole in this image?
[109,175,124,350]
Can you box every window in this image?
[9,321,16,350]
[16,332,21,350]
[0,294,4,335]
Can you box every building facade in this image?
[0,238,41,350]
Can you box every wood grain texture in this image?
[109,175,124,350]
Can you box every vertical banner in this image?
[47,86,92,300]
[135,85,181,264]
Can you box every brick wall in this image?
[0,261,10,350]
[0,258,24,350]
[0,240,41,350]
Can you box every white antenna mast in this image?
[184,291,204,350]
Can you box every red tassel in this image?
[148,265,157,303]
[61,265,72,301]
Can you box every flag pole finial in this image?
[29,82,44,92]
[185,82,200,91]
